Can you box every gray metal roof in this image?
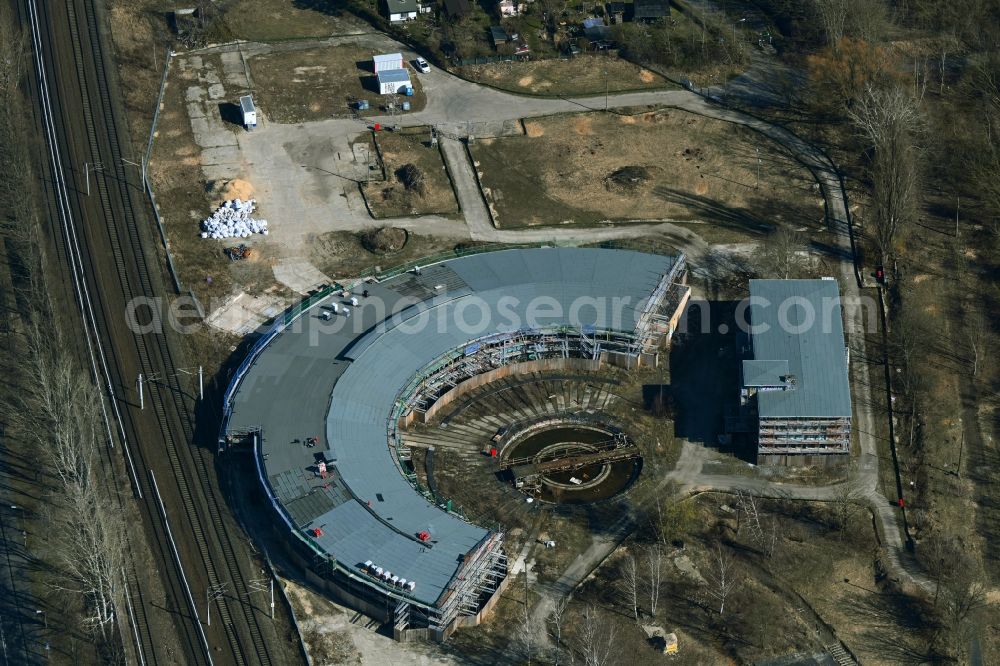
[373,53,403,66]
[387,0,419,13]
[742,359,789,387]
[378,69,411,84]
[228,248,678,607]
[748,279,852,419]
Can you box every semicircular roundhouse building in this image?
[224,247,690,640]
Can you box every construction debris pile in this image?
[200,199,269,239]
[224,244,253,262]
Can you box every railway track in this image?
[23,0,284,664]
[23,2,205,664]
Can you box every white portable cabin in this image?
[372,53,404,73]
[239,95,257,130]
[377,69,412,95]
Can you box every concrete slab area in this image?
[206,291,288,335]
[272,258,332,294]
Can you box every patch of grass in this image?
[108,1,168,152]
[460,55,673,96]
[307,231,483,281]
[148,56,229,304]
[223,0,364,41]
[248,45,426,123]
[360,128,459,217]
[469,109,821,239]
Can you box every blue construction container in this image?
[357,99,370,110]
[401,101,411,111]
[404,86,414,97]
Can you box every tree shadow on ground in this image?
[291,0,352,18]
[838,588,944,663]
[653,186,773,236]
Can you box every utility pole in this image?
[137,373,144,410]
[121,157,147,191]
[248,576,272,617]
[83,161,103,196]
[207,583,227,627]
[733,18,747,45]
[198,365,204,401]
[604,69,609,111]
[955,196,960,238]
[957,429,965,477]
[755,147,761,189]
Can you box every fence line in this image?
[143,47,184,295]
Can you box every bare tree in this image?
[845,0,887,44]
[755,227,806,279]
[650,494,696,547]
[833,478,863,534]
[695,248,756,297]
[515,574,535,664]
[548,597,568,666]
[619,553,640,621]
[645,545,664,618]
[734,490,766,552]
[576,606,617,666]
[0,7,28,104]
[812,0,887,46]
[891,306,927,398]
[923,535,987,631]
[967,309,986,379]
[848,84,922,264]
[396,163,426,195]
[13,317,127,643]
[814,0,848,46]
[49,484,127,640]
[703,543,742,616]
[538,0,565,32]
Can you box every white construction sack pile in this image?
[200,199,269,239]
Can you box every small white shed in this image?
[373,53,404,73]
[239,95,257,130]
[377,69,412,95]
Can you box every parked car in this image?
[414,57,431,73]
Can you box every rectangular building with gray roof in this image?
[743,279,852,464]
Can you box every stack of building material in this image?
[200,199,269,239]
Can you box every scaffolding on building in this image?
[632,254,690,354]
[390,531,508,638]
[395,327,640,420]
[756,416,851,454]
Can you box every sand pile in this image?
[220,178,254,201]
